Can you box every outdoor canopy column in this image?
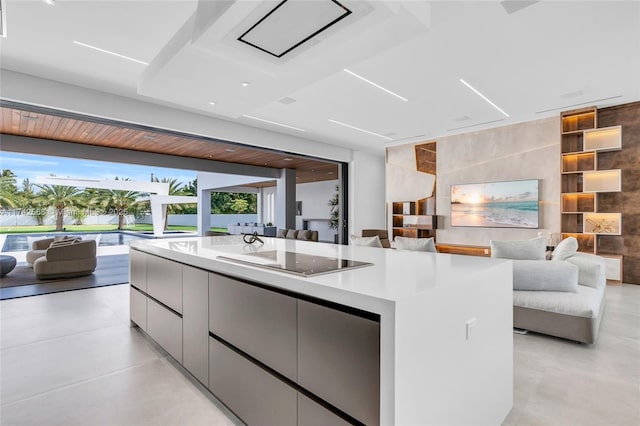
[276,168,296,230]
[197,189,212,236]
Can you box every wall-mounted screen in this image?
[451,179,539,228]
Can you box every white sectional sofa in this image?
[491,237,606,344]
[512,253,606,344]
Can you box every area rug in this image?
[0,254,129,300]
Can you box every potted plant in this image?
[328,185,340,243]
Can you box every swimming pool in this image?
[1,232,152,252]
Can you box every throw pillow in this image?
[286,229,299,239]
[297,230,312,241]
[276,229,288,238]
[394,236,436,252]
[350,235,383,248]
[490,237,546,260]
[552,237,578,261]
[513,260,578,292]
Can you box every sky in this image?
[0,152,197,187]
[451,179,538,204]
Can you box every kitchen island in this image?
[129,236,513,425]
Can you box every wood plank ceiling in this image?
[0,107,339,186]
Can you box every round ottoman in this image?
[0,255,17,278]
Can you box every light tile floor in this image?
[1,284,638,425]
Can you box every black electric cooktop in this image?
[217,250,373,277]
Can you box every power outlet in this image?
[466,318,477,340]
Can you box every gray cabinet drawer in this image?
[147,298,183,363]
[130,287,147,331]
[209,274,297,381]
[182,265,209,385]
[209,337,297,426]
[298,300,380,426]
[297,393,351,426]
[146,255,182,313]
[129,250,147,292]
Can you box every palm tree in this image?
[0,169,18,208]
[95,188,142,230]
[35,184,83,231]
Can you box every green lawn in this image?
[0,224,228,234]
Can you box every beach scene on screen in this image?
[451,180,539,228]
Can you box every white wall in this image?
[349,151,386,237]
[295,180,338,242]
[138,214,257,228]
[435,117,559,246]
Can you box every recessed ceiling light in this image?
[42,0,55,5]
[242,115,305,132]
[459,78,509,117]
[328,119,393,141]
[283,158,293,161]
[143,134,157,140]
[328,171,334,175]
[21,115,39,121]
[225,148,237,152]
[344,69,408,102]
[208,101,216,106]
[72,41,149,65]
[241,81,250,87]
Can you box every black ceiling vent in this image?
[238,0,351,58]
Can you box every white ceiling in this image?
[1,0,639,154]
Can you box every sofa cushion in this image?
[513,260,578,292]
[394,236,436,252]
[297,230,312,241]
[350,235,383,248]
[552,237,578,261]
[513,283,604,319]
[285,229,299,239]
[490,237,546,260]
[276,229,288,238]
[565,252,606,289]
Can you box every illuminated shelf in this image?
[583,169,622,193]
[583,125,622,152]
[561,152,595,173]
[583,213,621,235]
[561,193,595,213]
[561,109,596,134]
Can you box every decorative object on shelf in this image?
[296,201,302,216]
[585,218,616,234]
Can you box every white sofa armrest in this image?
[565,252,606,289]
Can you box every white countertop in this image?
[130,236,510,314]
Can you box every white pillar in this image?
[197,189,212,236]
[150,201,167,237]
[257,188,263,224]
[276,169,296,229]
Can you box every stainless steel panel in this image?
[209,337,297,426]
[298,300,380,426]
[146,255,183,313]
[182,265,209,385]
[297,393,351,426]
[129,250,147,292]
[129,287,147,331]
[209,274,297,381]
[147,298,183,363]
